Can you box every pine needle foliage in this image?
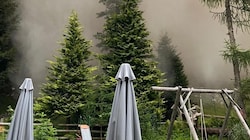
[35,11,96,124]
[202,0,250,31]
[0,0,19,95]
[96,0,164,136]
[222,41,250,70]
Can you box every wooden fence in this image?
[0,122,107,140]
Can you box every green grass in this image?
[190,93,237,116]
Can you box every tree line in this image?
[3,0,250,139]
[1,0,188,138]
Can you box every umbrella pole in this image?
[166,86,181,140]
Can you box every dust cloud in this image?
[12,0,250,96]
[141,0,250,89]
[13,0,104,95]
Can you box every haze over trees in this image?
[157,33,188,119]
[157,33,188,87]
[202,0,250,117]
[97,0,123,17]
[2,0,250,139]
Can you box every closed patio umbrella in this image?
[7,78,34,140]
[106,63,142,140]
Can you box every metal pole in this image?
[166,87,181,140]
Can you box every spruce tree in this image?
[96,0,164,136]
[157,33,188,87]
[0,0,18,95]
[35,11,96,123]
[157,33,188,119]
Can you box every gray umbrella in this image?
[106,63,142,140]
[7,78,34,140]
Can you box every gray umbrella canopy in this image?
[106,63,142,140]
[7,78,34,140]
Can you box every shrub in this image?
[229,123,248,140]
[34,112,57,140]
[142,122,166,140]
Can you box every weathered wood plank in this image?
[152,86,234,94]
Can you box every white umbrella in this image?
[106,63,142,140]
[7,78,34,140]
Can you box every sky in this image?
[13,0,250,95]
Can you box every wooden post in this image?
[219,102,232,140]
[219,90,232,140]
[222,90,250,138]
[232,104,250,137]
[166,87,181,140]
[220,93,228,107]
[151,86,235,140]
[180,88,193,109]
[180,95,199,140]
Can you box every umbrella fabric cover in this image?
[7,78,34,140]
[106,63,142,140]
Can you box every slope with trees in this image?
[35,11,96,124]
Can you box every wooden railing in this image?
[0,122,107,140]
[55,124,107,140]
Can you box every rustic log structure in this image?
[152,86,250,140]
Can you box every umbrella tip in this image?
[19,78,34,90]
[115,63,136,80]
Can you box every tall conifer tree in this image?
[36,11,96,123]
[157,33,188,119]
[157,33,188,87]
[96,0,164,136]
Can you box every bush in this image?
[171,121,191,139]
[204,116,224,128]
[142,122,166,140]
[229,123,248,140]
[34,112,57,140]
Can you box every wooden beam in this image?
[222,89,241,109]
[180,95,199,140]
[220,93,228,108]
[232,104,250,137]
[152,86,234,94]
[180,88,193,109]
[223,90,250,138]
[166,87,181,140]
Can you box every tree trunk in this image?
[225,0,246,118]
